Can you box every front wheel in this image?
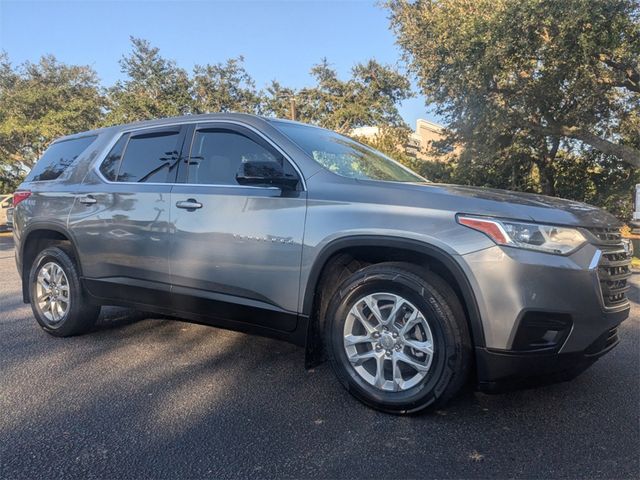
[28,246,101,337]
[325,262,472,414]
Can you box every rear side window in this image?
[99,134,128,181]
[111,130,182,183]
[27,135,97,182]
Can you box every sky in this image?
[0,0,441,128]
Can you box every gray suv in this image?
[12,113,632,413]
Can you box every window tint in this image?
[187,129,297,186]
[27,135,97,182]
[117,130,182,183]
[99,134,128,181]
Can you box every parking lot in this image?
[0,231,638,479]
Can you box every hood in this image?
[351,179,622,229]
[431,184,622,228]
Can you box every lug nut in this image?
[375,344,382,351]
[395,345,402,351]
[392,332,398,338]
[385,350,392,356]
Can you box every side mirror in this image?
[236,161,299,190]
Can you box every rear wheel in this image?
[325,262,471,414]
[29,246,100,337]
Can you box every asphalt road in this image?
[1,232,639,479]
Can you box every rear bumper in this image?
[475,308,628,392]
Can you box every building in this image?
[410,119,456,160]
[352,119,457,162]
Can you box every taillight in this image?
[13,191,31,206]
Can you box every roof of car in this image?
[53,113,313,144]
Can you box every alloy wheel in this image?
[35,261,71,326]
[343,292,434,392]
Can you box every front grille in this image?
[590,227,622,245]
[587,227,632,308]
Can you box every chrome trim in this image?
[176,200,203,210]
[600,248,628,256]
[593,245,632,312]
[174,183,281,191]
[92,119,307,191]
[589,249,602,271]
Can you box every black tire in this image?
[28,246,101,337]
[325,262,472,414]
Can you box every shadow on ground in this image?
[0,243,638,479]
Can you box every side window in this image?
[99,134,128,181]
[187,129,298,186]
[116,130,182,183]
[27,135,97,182]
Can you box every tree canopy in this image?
[0,37,411,193]
[106,37,192,124]
[0,53,103,191]
[192,56,262,115]
[263,58,412,134]
[0,24,638,218]
[387,0,639,216]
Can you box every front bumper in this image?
[460,242,630,389]
[475,308,627,392]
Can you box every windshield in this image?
[273,121,426,183]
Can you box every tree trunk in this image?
[535,137,559,197]
[537,162,556,196]
[526,122,640,169]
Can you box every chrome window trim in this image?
[173,183,281,191]
[93,119,307,191]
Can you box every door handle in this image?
[176,199,203,210]
[78,195,97,205]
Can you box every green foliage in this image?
[0,38,411,193]
[192,56,262,114]
[388,0,640,167]
[263,58,413,133]
[553,150,640,219]
[388,0,640,218]
[0,52,104,191]
[105,37,192,125]
[1,29,637,219]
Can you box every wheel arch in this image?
[19,223,81,303]
[302,235,486,366]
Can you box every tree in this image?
[263,58,413,133]
[0,53,104,191]
[192,56,262,114]
[262,80,298,120]
[105,37,192,124]
[388,0,640,195]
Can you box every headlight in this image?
[457,215,586,255]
